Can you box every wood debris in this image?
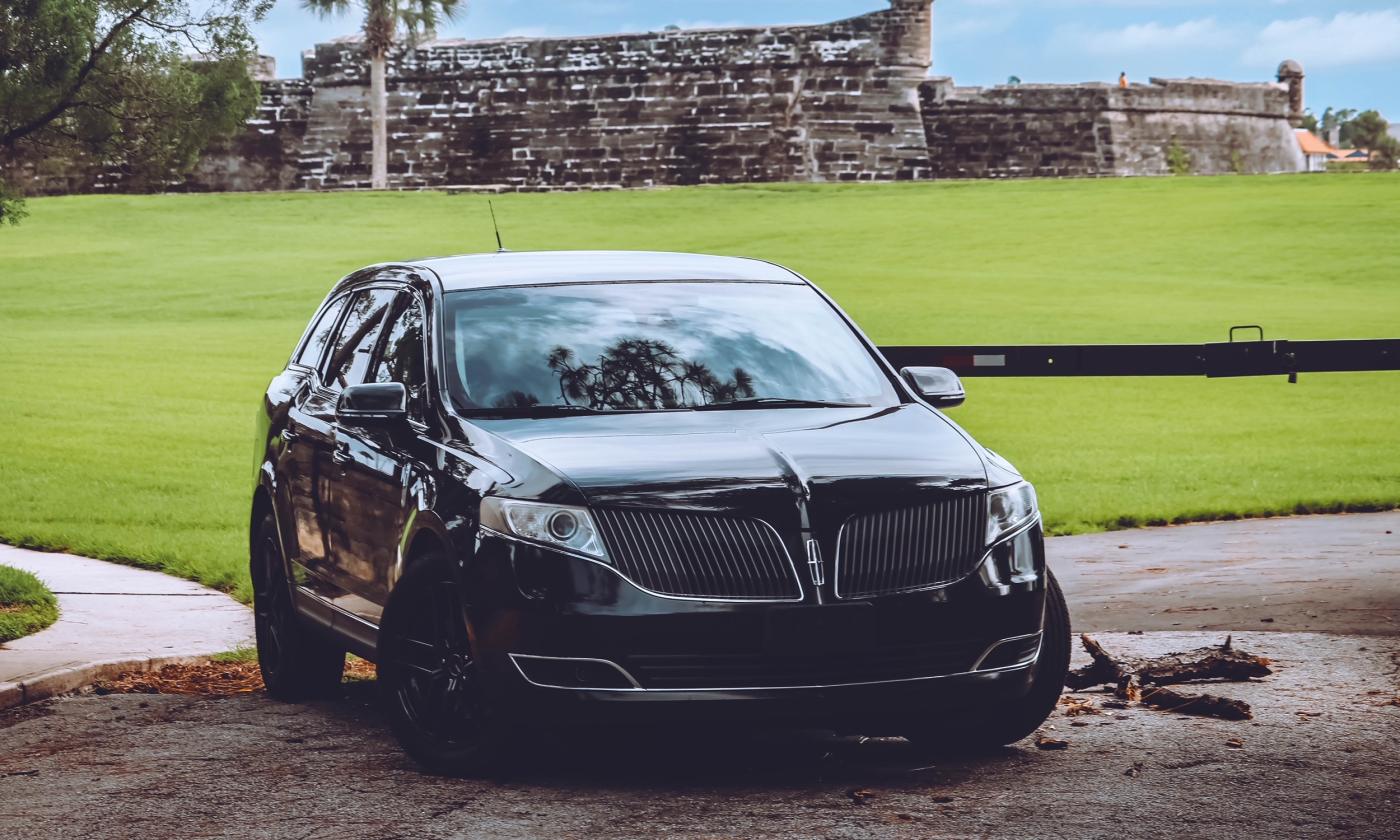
[1034,733,1069,750]
[1064,634,1270,721]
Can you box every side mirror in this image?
[337,382,408,422]
[900,366,966,409]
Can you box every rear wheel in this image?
[905,570,1072,752]
[252,512,345,700]
[377,552,514,776]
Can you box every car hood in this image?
[472,404,989,538]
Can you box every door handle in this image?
[282,429,300,443]
[332,444,352,465]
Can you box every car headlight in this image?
[480,498,608,561]
[986,481,1038,545]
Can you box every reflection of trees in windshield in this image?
[545,338,756,410]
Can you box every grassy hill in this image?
[1,174,1397,601]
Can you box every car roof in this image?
[408,250,807,291]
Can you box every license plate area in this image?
[764,604,876,657]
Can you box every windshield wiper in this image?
[692,398,870,411]
[466,404,603,418]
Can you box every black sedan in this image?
[250,251,1069,774]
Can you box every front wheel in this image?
[905,569,1072,752]
[251,512,345,701]
[377,553,514,776]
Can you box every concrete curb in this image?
[0,654,236,711]
[0,545,254,710]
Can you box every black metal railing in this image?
[879,328,1399,382]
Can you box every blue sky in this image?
[254,0,1400,119]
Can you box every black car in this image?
[251,251,1070,774]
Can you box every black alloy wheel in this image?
[378,553,513,776]
[252,512,346,700]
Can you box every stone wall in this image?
[8,0,1308,194]
[191,0,934,191]
[919,76,1304,178]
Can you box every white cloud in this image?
[1242,9,1400,69]
[1053,17,1238,57]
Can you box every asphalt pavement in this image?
[1,513,1397,839]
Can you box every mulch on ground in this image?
[93,658,377,696]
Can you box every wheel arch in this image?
[249,467,287,590]
[396,509,456,582]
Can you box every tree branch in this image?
[0,0,161,148]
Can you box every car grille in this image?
[626,638,987,689]
[835,494,987,598]
[593,508,801,600]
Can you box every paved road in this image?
[1,514,1398,839]
[1,632,1395,840]
[1052,511,1400,636]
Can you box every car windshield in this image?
[442,281,900,414]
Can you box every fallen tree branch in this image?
[1067,634,1270,721]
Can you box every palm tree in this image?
[303,0,463,189]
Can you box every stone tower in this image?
[882,0,935,70]
[1277,59,1305,127]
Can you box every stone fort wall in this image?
[920,76,1304,178]
[11,0,1305,194]
[191,0,935,191]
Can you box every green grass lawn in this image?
[1,174,1397,602]
[0,564,59,643]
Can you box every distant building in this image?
[1295,129,1339,172]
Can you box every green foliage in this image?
[0,177,26,224]
[1230,149,1245,175]
[1338,110,1389,150]
[1319,107,1356,142]
[1297,110,1319,134]
[0,0,268,222]
[1166,140,1192,176]
[0,176,1398,600]
[0,564,59,642]
[1369,138,1399,171]
[300,0,462,56]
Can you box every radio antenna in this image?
[488,200,506,252]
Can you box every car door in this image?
[324,285,434,626]
[301,286,399,605]
[281,294,348,591]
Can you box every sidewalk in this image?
[0,544,253,709]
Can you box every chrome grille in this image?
[593,508,801,600]
[835,494,987,598]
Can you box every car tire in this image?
[904,569,1072,752]
[251,512,346,701]
[377,551,514,776]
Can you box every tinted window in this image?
[323,288,396,392]
[371,293,427,420]
[442,282,898,413]
[294,297,347,368]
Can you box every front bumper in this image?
[464,524,1048,731]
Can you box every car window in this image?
[323,288,397,392]
[294,296,347,369]
[371,292,427,421]
[442,281,900,413]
